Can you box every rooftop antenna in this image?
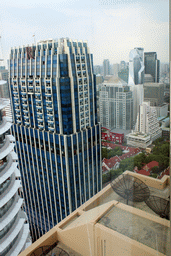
[145,195,170,220]
[111,174,150,205]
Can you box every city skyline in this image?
[0,0,169,66]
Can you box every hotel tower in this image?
[9,38,102,241]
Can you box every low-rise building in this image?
[134,161,159,176]
[101,127,124,144]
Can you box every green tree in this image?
[102,147,108,159]
[151,166,160,174]
[150,173,158,178]
[119,157,134,172]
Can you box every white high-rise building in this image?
[99,77,133,130]
[127,102,162,148]
[0,99,31,256]
[130,84,144,126]
[135,102,162,140]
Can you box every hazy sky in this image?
[0,0,169,66]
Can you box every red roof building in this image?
[134,161,159,176]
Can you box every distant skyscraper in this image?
[120,60,126,70]
[144,52,160,83]
[128,47,144,85]
[118,67,129,83]
[0,99,31,256]
[103,59,110,77]
[113,63,120,77]
[94,65,102,75]
[144,82,164,106]
[100,77,133,130]
[9,38,102,241]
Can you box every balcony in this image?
[47,110,53,116]
[1,197,23,229]
[77,71,81,77]
[0,178,21,208]
[78,79,82,85]
[77,64,81,71]
[25,121,30,127]
[0,156,17,182]
[20,91,27,96]
[35,104,42,109]
[13,91,18,95]
[46,102,52,108]
[37,114,43,120]
[23,115,29,120]
[13,95,19,100]
[28,77,33,83]
[81,57,85,63]
[0,218,25,255]
[35,97,42,102]
[23,108,28,113]
[28,88,34,94]
[21,103,28,108]
[14,102,19,107]
[82,64,86,71]
[48,126,55,132]
[38,124,44,130]
[45,89,52,95]
[0,117,12,136]
[13,84,18,89]
[15,113,21,118]
[76,57,80,63]
[79,92,83,99]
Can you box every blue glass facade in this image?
[9,38,102,241]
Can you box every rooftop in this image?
[103,76,127,86]
[98,205,169,255]
[19,171,170,256]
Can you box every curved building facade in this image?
[0,99,31,256]
[128,47,144,85]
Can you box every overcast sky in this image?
[0,0,169,66]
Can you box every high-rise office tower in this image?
[103,59,110,77]
[144,52,160,83]
[9,38,102,241]
[113,63,119,77]
[128,47,144,85]
[100,77,133,130]
[0,99,31,256]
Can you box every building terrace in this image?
[19,171,170,256]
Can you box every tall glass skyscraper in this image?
[9,38,102,241]
[144,52,160,83]
[128,47,144,85]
